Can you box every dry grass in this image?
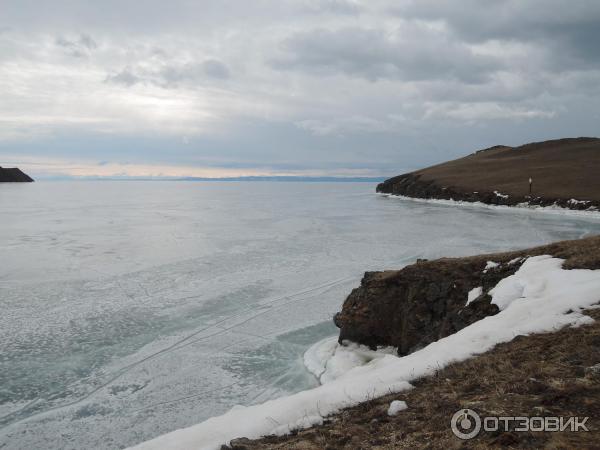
[413,137,600,201]
[226,309,600,450]
[421,234,600,272]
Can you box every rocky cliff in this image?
[334,235,600,355]
[0,167,34,182]
[377,137,600,211]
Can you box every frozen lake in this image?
[1,181,600,449]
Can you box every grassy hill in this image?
[377,137,600,208]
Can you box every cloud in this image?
[105,68,141,86]
[160,59,231,84]
[396,0,600,69]
[1,0,600,177]
[271,24,501,83]
[199,59,230,79]
[105,60,231,88]
[295,114,407,136]
[423,102,557,122]
[299,0,362,15]
[55,33,97,57]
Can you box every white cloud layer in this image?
[1,1,599,177]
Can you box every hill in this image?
[222,235,600,450]
[0,167,34,182]
[377,137,600,210]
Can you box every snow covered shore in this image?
[378,192,600,218]
[129,255,600,450]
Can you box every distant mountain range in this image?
[175,176,387,182]
[40,175,389,182]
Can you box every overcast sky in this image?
[1,0,599,178]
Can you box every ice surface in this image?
[2,181,600,449]
[303,337,395,384]
[130,256,600,450]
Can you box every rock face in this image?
[0,167,34,182]
[377,137,600,211]
[377,173,600,210]
[334,258,514,355]
[334,236,600,355]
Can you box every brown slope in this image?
[377,137,600,208]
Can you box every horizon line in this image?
[33,175,390,182]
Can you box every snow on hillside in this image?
[129,255,600,450]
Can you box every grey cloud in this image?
[270,25,501,83]
[105,59,230,88]
[78,34,97,50]
[202,59,230,79]
[396,0,600,68]
[182,59,230,80]
[299,0,361,15]
[158,60,232,85]
[55,33,97,57]
[105,68,141,87]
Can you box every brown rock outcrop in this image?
[334,235,600,355]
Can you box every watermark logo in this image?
[451,409,482,440]
[451,409,590,439]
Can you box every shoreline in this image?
[376,138,600,214]
[225,306,600,449]
[377,192,600,219]
[130,235,600,450]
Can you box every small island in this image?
[0,166,34,182]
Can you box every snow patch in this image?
[494,191,509,199]
[489,256,550,310]
[387,400,407,416]
[129,256,600,450]
[569,199,590,205]
[466,286,483,306]
[483,261,499,273]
